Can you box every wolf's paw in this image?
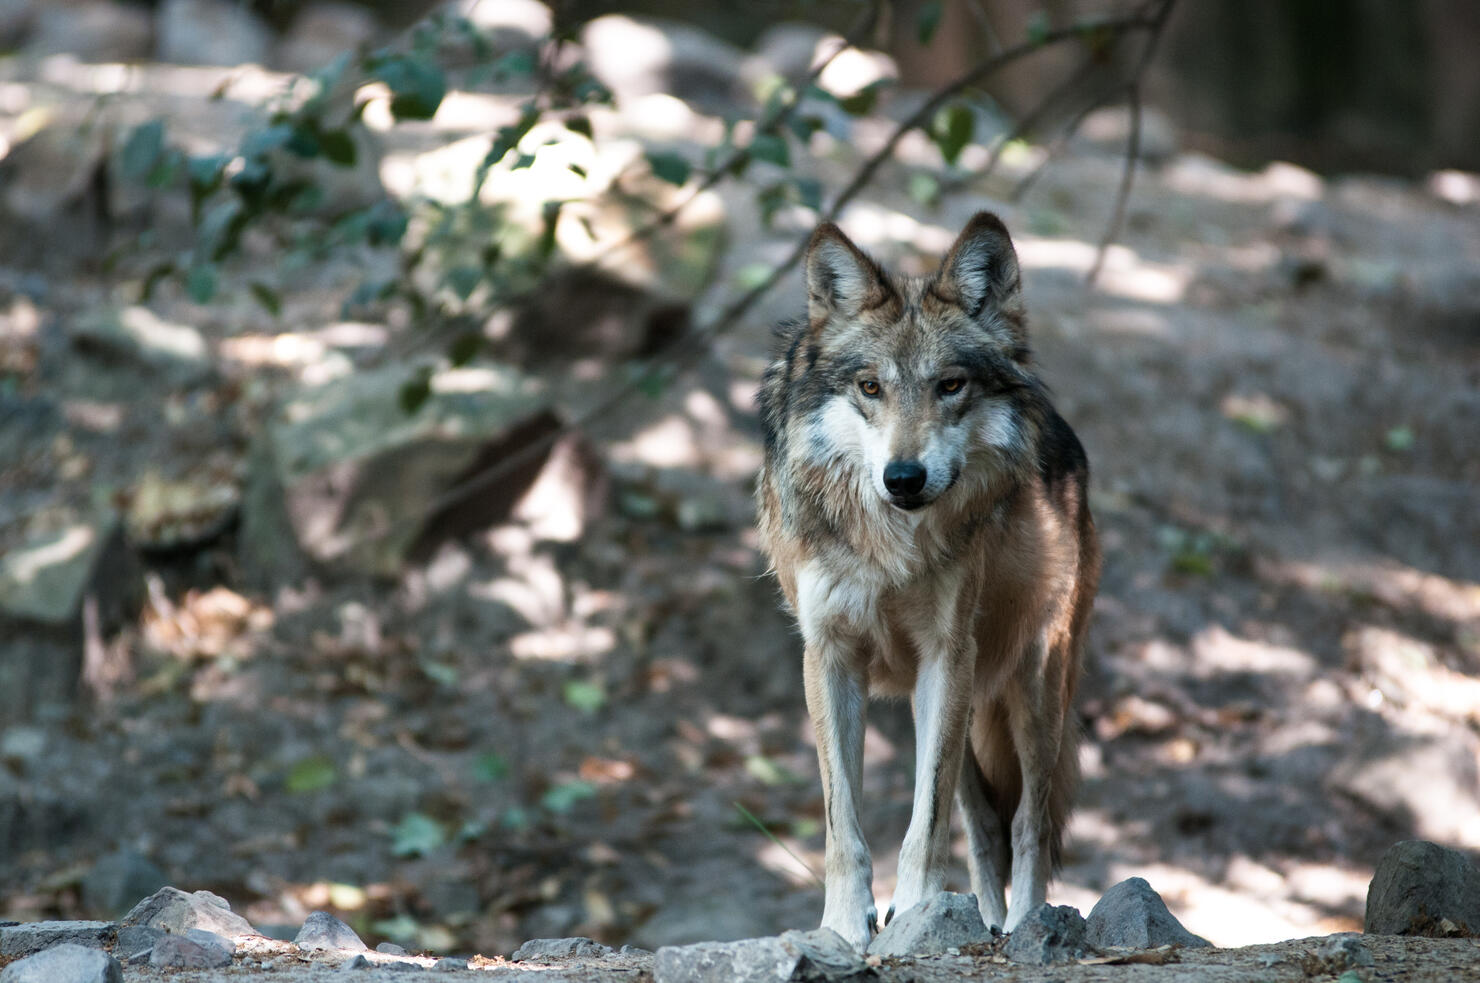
[821,894,877,952]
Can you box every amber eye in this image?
[940,378,965,395]
[859,379,881,397]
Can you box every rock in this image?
[0,920,117,957]
[27,2,153,62]
[342,953,372,970]
[1365,840,1480,936]
[0,108,113,267]
[120,887,257,939]
[654,929,873,983]
[511,937,614,961]
[295,911,369,953]
[1075,105,1179,164]
[1316,933,1375,971]
[633,893,776,949]
[0,943,122,983]
[868,891,994,957]
[149,929,235,969]
[376,941,409,956]
[156,0,272,67]
[240,364,589,579]
[580,15,747,114]
[81,850,168,918]
[0,517,138,628]
[277,2,380,74]
[1003,904,1090,964]
[0,773,92,853]
[1085,877,1210,949]
[70,306,212,388]
[114,925,165,962]
[431,956,469,971]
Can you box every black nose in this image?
[883,460,927,496]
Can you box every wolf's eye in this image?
[859,379,881,397]
[940,378,966,395]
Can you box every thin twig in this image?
[1010,78,1129,203]
[733,800,824,889]
[1086,0,1177,284]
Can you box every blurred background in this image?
[0,0,1477,954]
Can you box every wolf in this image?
[755,212,1100,950]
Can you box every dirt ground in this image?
[2,20,1479,973]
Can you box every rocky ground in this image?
[2,1,1480,980]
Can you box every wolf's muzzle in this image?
[884,460,929,509]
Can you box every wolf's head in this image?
[798,212,1033,512]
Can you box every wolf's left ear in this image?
[937,211,1024,317]
[805,223,890,324]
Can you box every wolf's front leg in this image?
[889,642,973,925]
[1002,639,1061,932]
[803,645,875,951]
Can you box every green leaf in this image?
[472,752,509,783]
[448,331,482,366]
[541,780,596,814]
[837,81,883,116]
[398,367,433,415]
[320,130,357,167]
[419,659,459,687]
[745,754,799,786]
[185,264,217,304]
[646,150,691,186]
[931,103,974,165]
[390,812,446,857]
[749,132,791,168]
[562,679,606,714]
[496,49,537,78]
[376,54,446,121]
[445,265,482,301]
[285,755,337,793]
[241,123,294,158]
[1026,10,1051,46]
[564,115,592,139]
[916,0,944,44]
[908,171,941,206]
[139,262,176,302]
[286,123,321,159]
[793,177,822,213]
[1385,425,1414,452]
[248,282,281,317]
[120,120,165,182]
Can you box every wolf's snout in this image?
[883,460,927,497]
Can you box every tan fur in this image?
[755,213,1100,945]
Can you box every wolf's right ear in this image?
[805,223,889,324]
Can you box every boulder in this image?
[0,921,117,957]
[81,850,168,918]
[868,892,994,957]
[580,15,747,114]
[276,2,380,74]
[149,929,234,968]
[120,887,257,938]
[1365,840,1480,936]
[511,937,614,961]
[1003,904,1089,964]
[1085,877,1210,949]
[69,306,212,389]
[654,929,874,983]
[27,2,153,62]
[0,943,121,983]
[240,364,598,580]
[293,911,368,953]
[155,0,272,67]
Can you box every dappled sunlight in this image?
[1017,238,1191,303]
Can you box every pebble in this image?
[295,910,369,953]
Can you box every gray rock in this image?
[632,892,775,949]
[376,941,409,955]
[114,925,165,962]
[0,920,117,957]
[1085,877,1210,949]
[27,1,153,61]
[1365,839,1480,936]
[868,892,994,957]
[580,15,747,113]
[0,519,138,627]
[70,306,212,388]
[342,953,373,970]
[120,887,256,938]
[277,2,380,74]
[654,929,874,983]
[295,911,369,953]
[0,942,122,983]
[149,929,234,969]
[431,957,469,971]
[156,0,272,66]
[81,850,167,918]
[511,937,614,961]
[1003,904,1090,965]
[1317,933,1375,970]
[241,364,575,579]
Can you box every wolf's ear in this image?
[805,223,889,323]
[937,212,1023,319]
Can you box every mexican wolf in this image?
[755,212,1100,949]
